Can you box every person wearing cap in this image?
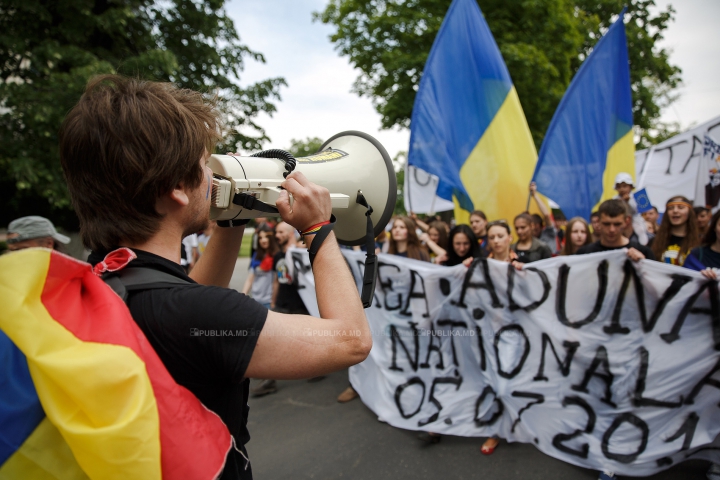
[613,172,649,246]
[6,216,71,251]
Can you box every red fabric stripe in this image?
[41,252,231,479]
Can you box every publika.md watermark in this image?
[190,328,258,337]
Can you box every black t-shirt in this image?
[89,250,267,480]
[651,234,688,265]
[273,250,308,313]
[576,241,656,260]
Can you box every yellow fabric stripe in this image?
[595,129,636,209]
[0,249,161,480]
[0,417,89,480]
[456,86,539,228]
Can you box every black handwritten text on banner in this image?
[290,249,720,475]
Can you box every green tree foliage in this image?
[316,0,680,150]
[286,137,324,158]
[0,0,286,222]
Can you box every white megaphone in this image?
[208,131,397,246]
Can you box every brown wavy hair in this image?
[427,221,450,250]
[651,196,700,261]
[388,216,430,261]
[60,75,221,251]
[561,217,592,255]
[255,226,279,260]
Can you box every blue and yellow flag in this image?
[533,10,634,220]
[407,0,537,224]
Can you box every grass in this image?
[239,231,253,258]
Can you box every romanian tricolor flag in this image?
[533,9,635,220]
[0,248,231,479]
[407,0,538,224]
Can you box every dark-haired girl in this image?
[651,196,700,266]
[512,213,552,263]
[684,209,720,279]
[445,224,481,266]
[388,216,430,261]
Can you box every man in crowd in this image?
[613,172,648,245]
[642,205,660,227]
[6,216,70,251]
[590,211,601,242]
[59,75,371,480]
[695,206,711,237]
[576,199,654,261]
[250,221,311,397]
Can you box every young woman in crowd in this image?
[420,220,450,263]
[684,210,720,278]
[651,196,700,266]
[445,224,481,266]
[511,213,552,263]
[241,227,278,308]
[479,221,521,455]
[561,217,592,255]
[388,216,430,261]
[469,210,489,253]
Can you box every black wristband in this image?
[217,218,250,228]
[307,215,337,266]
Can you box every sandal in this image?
[481,438,499,455]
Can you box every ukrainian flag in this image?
[408,0,537,224]
[533,9,634,220]
[0,249,231,479]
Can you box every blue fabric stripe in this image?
[408,0,512,209]
[0,330,45,465]
[533,9,633,221]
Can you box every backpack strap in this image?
[103,267,192,302]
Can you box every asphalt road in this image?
[244,370,708,480]
[232,257,708,480]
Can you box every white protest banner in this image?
[290,249,720,476]
[404,164,455,214]
[636,115,720,212]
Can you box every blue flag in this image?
[634,188,652,213]
[532,9,634,221]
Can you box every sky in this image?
[226,0,720,162]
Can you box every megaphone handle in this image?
[356,192,378,309]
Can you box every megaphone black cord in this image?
[249,149,297,178]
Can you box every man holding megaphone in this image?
[59,75,372,480]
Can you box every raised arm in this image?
[241,270,255,296]
[410,212,430,233]
[189,226,245,287]
[529,182,554,226]
[246,172,371,380]
[419,232,447,258]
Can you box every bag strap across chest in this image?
[102,267,192,302]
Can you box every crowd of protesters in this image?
[322,172,720,479]
[8,171,720,480]
[375,173,720,284]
